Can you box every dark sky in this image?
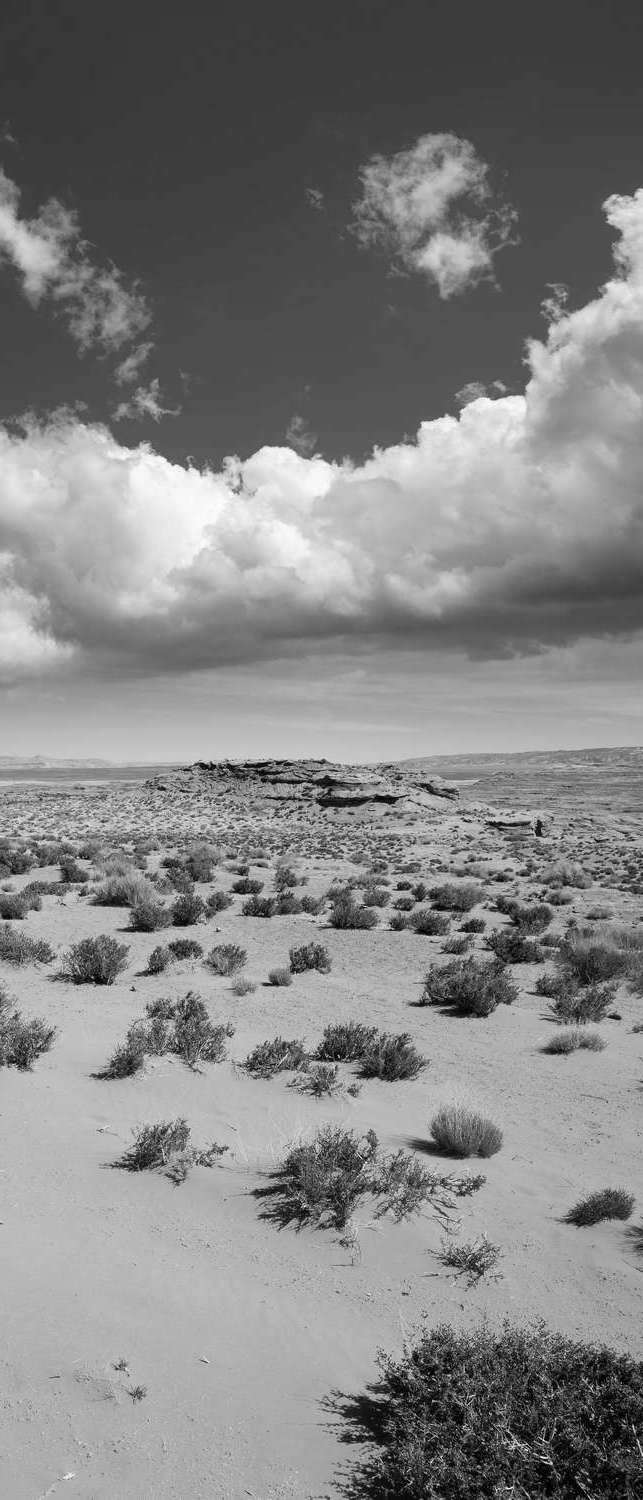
[2,0,643,467]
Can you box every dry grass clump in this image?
[205,943,247,976]
[0,925,54,965]
[0,991,56,1070]
[244,1036,308,1077]
[542,1027,605,1054]
[291,1062,343,1097]
[65,935,129,985]
[316,1020,379,1061]
[268,966,293,987]
[439,1234,502,1285]
[346,1320,643,1499]
[359,1031,426,1081]
[565,1187,635,1226]
[114,1118,228,1182]
[421,957,518,1016]
[289,941,331,974]
[230,976,256,996]
[430,1104,503,1158]
[93,869,156,908]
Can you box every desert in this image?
[0,749,641,1499]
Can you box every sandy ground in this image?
[0,771,641,1499]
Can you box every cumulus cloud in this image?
[114,342,155,385]
[0,167,150,352]
[2,189,643,681]
[285,413,317,457]
[455,380,508,408]
[351,132,516,297]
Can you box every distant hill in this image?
[0,756,112,768]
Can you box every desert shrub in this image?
[542,1027,605,1054]
[360,1031,426,1081]
[275,893,303,915]
[396,880,412,891]
[486,930,543,963]
[299,894,325,915]
[59,857,88,883]
[205,943,247,976]
[128,898,169,932]
[549,982,615,1024]
[566,1188,635,1226]
[231,976,256,996]
[99,1025,148,1078]
[586,904,615,921]
[329,889,378,930]
[460,916,486,933]
[66,935,129,985]
[508,902,553,933]
[430,882,484,913]
[171,992,233,1067]
[94,870,156,907]
[421,957,518,1016]
[274,864,298,892]
[348,1320,643,1499]
[559,935,628,985]
[542,858,590,888]
[439,1234,502,1285]
[244,1036,307,1077]
[289,941,331,974]
[145,944,171,974]
[171,890,206,926]
[393,897,415,912]
[362,886,390,908]
[443,935,473,955]
[115,1118,227,1180]
[430,1104,503,1158]
[316,1020,379,1061]
[0,893,29,921]
[412,881,428,901]
[184,846,218,882]
[535,968,572,999]
[233,877,264,895]
[0,998,56,1070]
[389,913,410,932]
[278,1125,379,1227]
[168,938,203,960]
[268,966,293,987]
[242,895,276,918]
[206,890,233,915]
[409,907,450,936]
[293,1062,342,1097]
[0,925,54,965]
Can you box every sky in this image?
[1,0,643,762]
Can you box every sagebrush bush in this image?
[360,1031,426,1081]
[461,916,486,934]
[0,995,56,1070]
[115,1118,227,1181]
[409,907,451,936]
[128,898,169,932]
[362,886,390,908]
[232,877,264,895]
[268,966,293,987]
[430,882,484,912]
[440,1234,502,1285]
[542,1027,605,1054]
[299,894,325,915]
[330,889,378,929]
[244,1036,307,1077]
[171,890,206,926]
[486,930,543,964]
[348,1320,643,1498]
[93,870,156,908]
[421,957,518,1016]
[0,893,29,921]
[275,893,303,915]
[566,1187,635,1226]
[549,982,615,1024]
[145,944,171,974]
[0,925,54,965]
[430,1104,503,1158]
[242,895,276,918]
[206,890,233,915]
[231,976,256,996]
[168,938,203,960]
[443,935,473,955]
[205,943,247,976]
[316,1020,378,1061]
[66,935,129,985]
[289,941,331,974]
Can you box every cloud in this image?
[112,379,180,423]
[3,189,643,681]
[285,413,317,457]
[114,342,155,385]
[0,167,150,352]
[455,380,508,408]
[351,132,516,297]
[305,187,325,211]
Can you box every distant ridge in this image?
[0,756,113,768]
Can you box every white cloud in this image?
[2,190,643,680]
[113,379,180,423]
[285,413,317,456]
[0,167,150,352]
[351,132,516,297]
[114,342,155,385]
[455,380,508,408]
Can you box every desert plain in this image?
[0,748,641,1499]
